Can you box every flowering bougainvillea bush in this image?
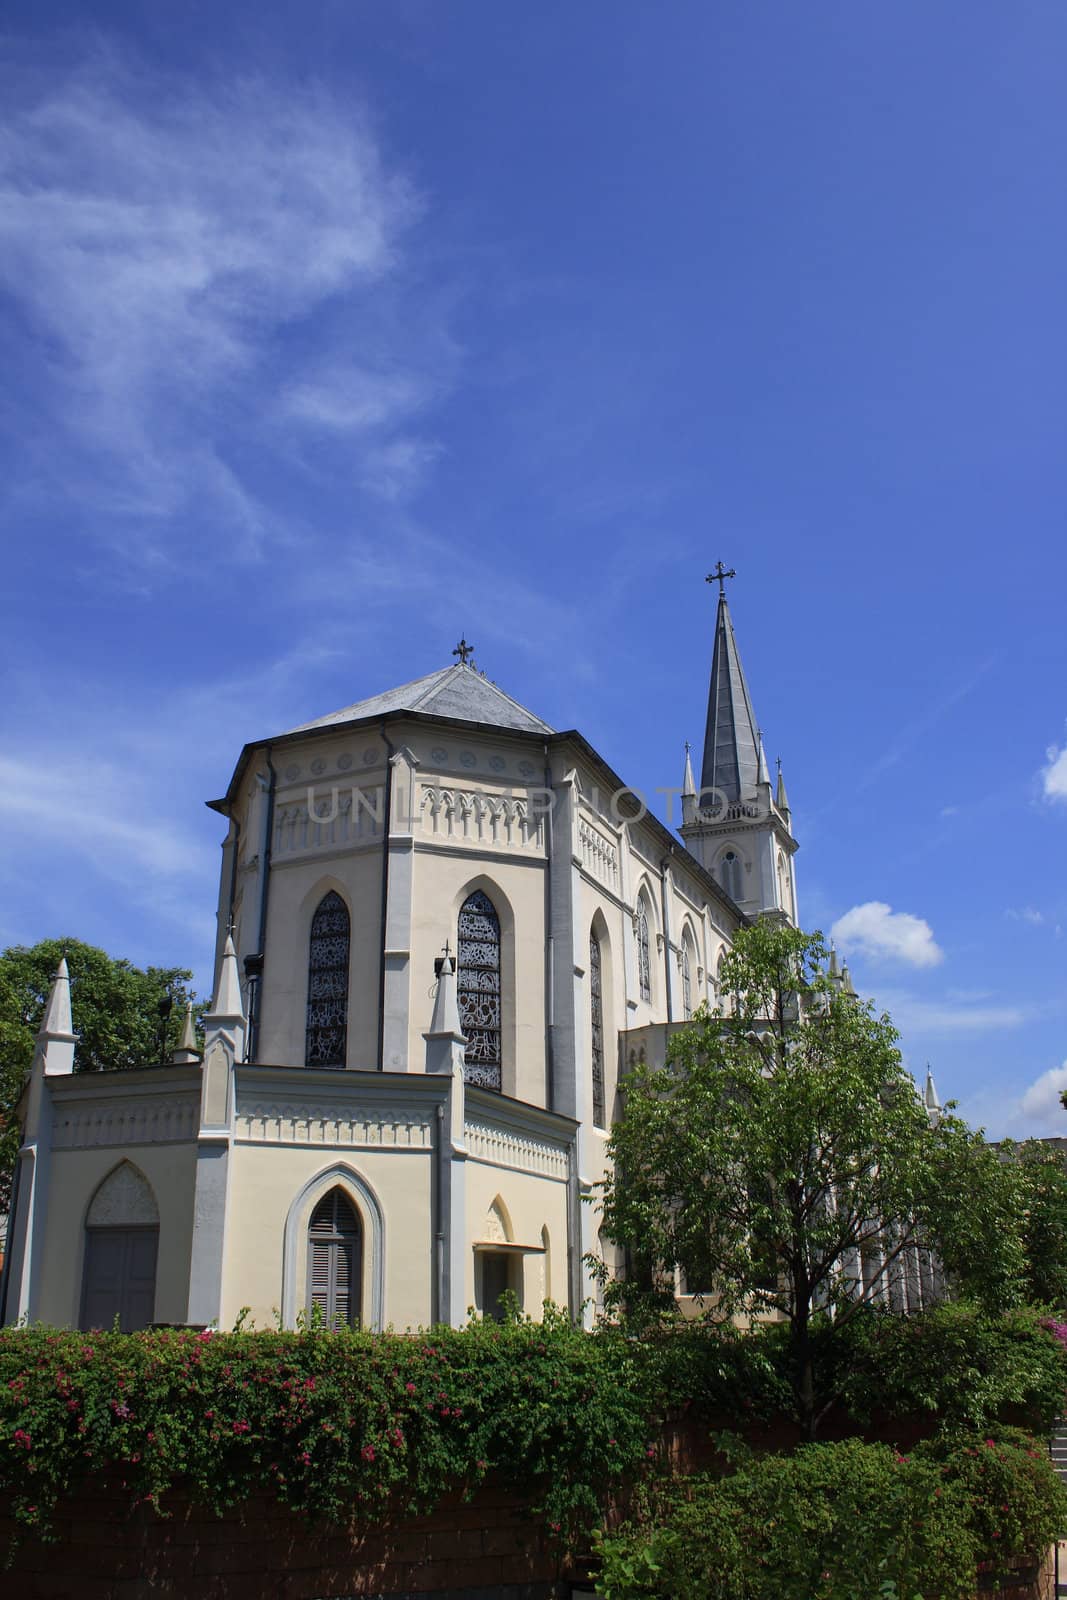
[0,1307,669,1542]
[594,1429,1067,1600]
[2,1304,1065,1557]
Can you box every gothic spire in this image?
[173,999,202,1065]
[775,756,791,817]
[39,956,74,1043]
[700,582,763,803]
[682,740,697,799]
[207,934,245,1023]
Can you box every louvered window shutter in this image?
[307,1190,362,1330]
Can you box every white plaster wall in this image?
[34,1143,197,1328]
[257,846,384,1069]
[409,845,548,1105]
[222,1143,434,1331]
[463,1159,569,1317]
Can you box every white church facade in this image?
[2,582,802,1334]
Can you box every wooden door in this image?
[81,1227,158,1331]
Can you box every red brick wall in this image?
[0,1476,567,1599]
[0,1416,1055,1600]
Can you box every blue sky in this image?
[1,3,1064,1138]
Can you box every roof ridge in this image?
[426,666,552,732]
[409,663,462,710]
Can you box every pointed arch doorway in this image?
[80,1164,159,1332]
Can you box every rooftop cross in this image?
[705,561,736,597]
[452,637,475,666]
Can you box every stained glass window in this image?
[458,889,501,1091]
[681,940,693,1020]
[637,903,651,1004]
[305,891,349,1068]
[590,932,605,1127]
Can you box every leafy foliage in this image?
[1009,1140,1067,1309]
[595,923,1026,1436]
[595,1428,1067,1600]
[2,1306,1063,1556]
[827,1303,1067,1433]
[0,938,204,1209]
[0,1311,656,1543]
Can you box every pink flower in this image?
[406,1382,416,1394]
[361,1444,376,1462]
[233,1421,250,1435]
[13,1429,31,1450]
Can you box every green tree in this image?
[0,938,203,1211]
[1008,1138,1067,1309]
[594,922,1025,1439]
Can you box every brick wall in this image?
[0,1476,569,1600]
[0,1415,1056,1600]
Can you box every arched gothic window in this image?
[307,1188,361,1329]
[590,931,605,1127]
[716,950,729,1014]
[681,939,693,1020]
[458,890,501,1090]
[305,891,350,1068]
[719,850,743,902]
[636,903,651,1004]
[777,850,790,915]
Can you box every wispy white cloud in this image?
[853,655,1000,794]
[1019,1060,1067,1129]
[875,991,1026,1033]
[283,367,433,433]
[1006,906,1045,925]
[0,636,351,980]
[0,50,445,568]
[832,901,943,968]
[1043,740,1067,804]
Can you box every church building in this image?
[2,578,800,1334]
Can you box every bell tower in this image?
[680,565,798,923]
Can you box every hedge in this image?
[1,1304,1064,1552]
[594,1428,1067,1600]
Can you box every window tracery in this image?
[636,902,651,1004]
[681,939,693,1020]
[590,931,605,1126]
[458,889,501,1091]
[305,891,350,1068]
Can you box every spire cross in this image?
[452,637,474,666]
[706,561,736,597]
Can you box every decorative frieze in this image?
[236,1102,432,1149]
[274,786,385,856]
[578,818,619,887]
[464,1119,568,1181]
[420,785,544,850]
[52,1095,199,1150]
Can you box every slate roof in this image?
[700,592,763,803]
[286,663,555,737]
